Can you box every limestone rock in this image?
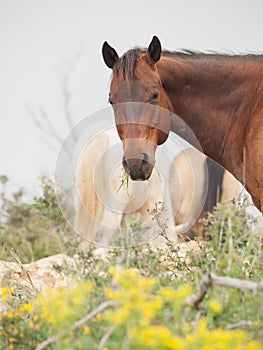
[0,254,77,292]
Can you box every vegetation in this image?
[0,176,73,263]
[0,176,262,349]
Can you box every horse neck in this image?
[157,54,262,175]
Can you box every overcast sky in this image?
[0,0,262,196]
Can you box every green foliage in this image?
[0,178,262,349]
[0,176,73,263]
[190,201,262,278]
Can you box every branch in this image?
[185,274,213,309]
[185,273,263,309]
[210,273,263,290]
[35,300,115,350]
[226,320,253,330]
[98,325,116,350]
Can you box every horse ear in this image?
[102,41,119,69]
[146,36,161,65]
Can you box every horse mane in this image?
[162,49,263,60]
[114,47,263,80]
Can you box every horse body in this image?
[102,37,263,212]
[158,54,263,210]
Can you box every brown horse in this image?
[102,36,263,212]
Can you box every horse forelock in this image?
[114,48,146,80]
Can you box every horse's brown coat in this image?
[102,37,263,212]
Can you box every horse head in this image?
[102,36,171,180]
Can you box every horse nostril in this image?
[141,153,149,166]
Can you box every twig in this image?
[185,273,263,310]
[38,106,64,145]
[193,310,202,331]
[98,325,116,350]
[6,246,38,295]
[35,300,115,350]
[27,105,63,145]
[218,218,224,251]
[226,320,253,330]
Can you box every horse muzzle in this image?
[122,153,154,181]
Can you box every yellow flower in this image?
[1,287,14,301]
[7,311,13,318]
[130,325,185,349]
[208,299,222,314]
[106,289,116,299]
[1,290,8,301]
[34,280,92,331]
[159,287,174,300]
[107,305,131,325]
[96,313,102,320]
[139,298,163,326]
[185,318,262,349]
[108,266,116,276]
[247,342,262,350]
[22,303,34,313]
[173,284,192,299]
[83,326,90,334]
[41,311,55,324]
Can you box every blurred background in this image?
[1,0,262,197]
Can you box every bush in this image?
[0,177,73,263]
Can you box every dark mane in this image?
[113,47,263,80]
[162,49,263,61]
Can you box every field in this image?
[0,176,263,349]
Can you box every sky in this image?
[0,0,263,197]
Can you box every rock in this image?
[0,254,77,293]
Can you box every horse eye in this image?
[151,91,159,102]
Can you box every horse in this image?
[74,131,240,246]
[102,36,263,213]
